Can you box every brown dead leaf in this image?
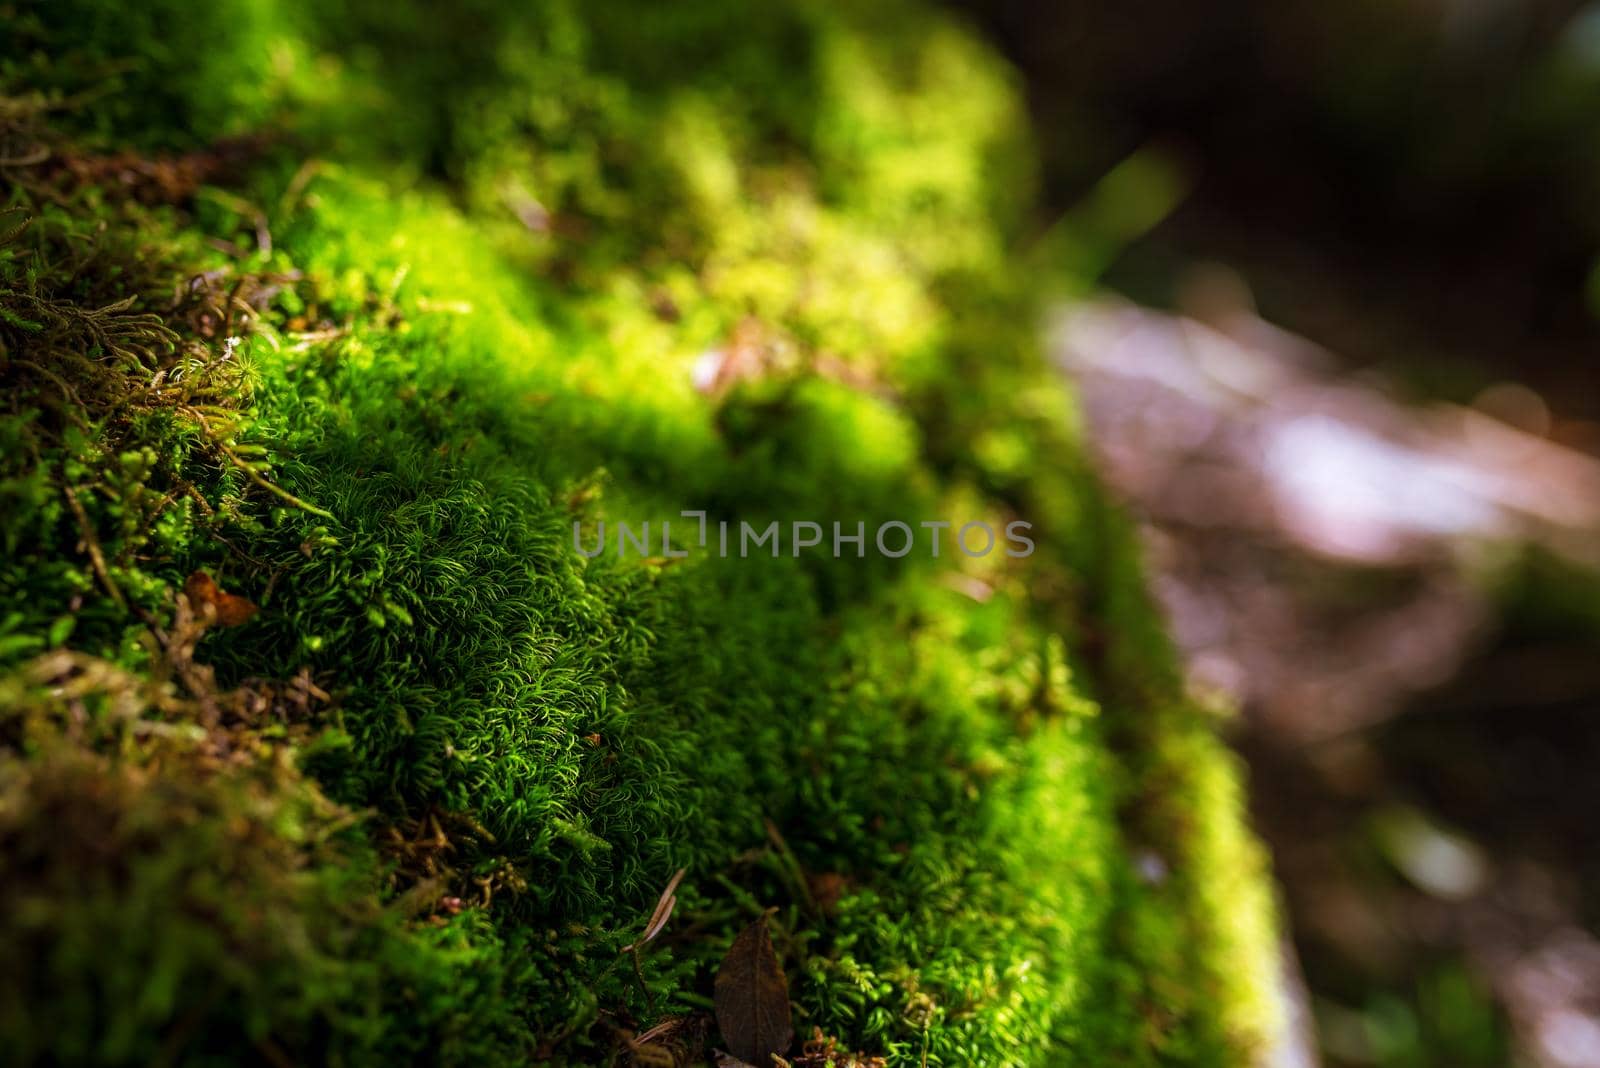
[184,571,259,627]
[44,137,267,206]
[714,915,793,1067]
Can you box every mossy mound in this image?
[1,1,1282,1064]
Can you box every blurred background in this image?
[951,1,1600,1065]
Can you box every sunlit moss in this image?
[0,0,1284,1063]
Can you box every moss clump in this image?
[1,0,1284,1064]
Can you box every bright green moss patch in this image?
[1,1,1284,1063]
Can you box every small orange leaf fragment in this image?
[184,571,259,627]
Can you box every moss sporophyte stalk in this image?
[573,516,1037,559]
[0,0,1284,1064]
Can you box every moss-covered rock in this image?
[1,1,1283,1063]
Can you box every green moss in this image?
[0,0,1285,1063]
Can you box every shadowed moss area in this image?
[1,0,1281,1064]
